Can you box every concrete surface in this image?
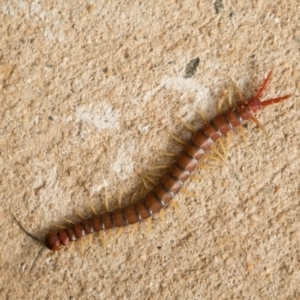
[0,1,299,299]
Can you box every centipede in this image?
[15,70,292,252]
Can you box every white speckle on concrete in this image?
[111,143,136,180]
[161,75,210,106]
[161,75,214,119]
[2,4,15,15]
[90,181,110,195]
[76,103,121,130]
[30,0,43,17]
[137,124,150,134]
[142,86,163,103]
[274,17,280,23]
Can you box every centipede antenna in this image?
[256,70,273,99]
[11,213,44,244]
[262,95,292,107]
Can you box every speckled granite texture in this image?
[0,1,299,299]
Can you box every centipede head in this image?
[248,70,292,112]
[248,93,292,113]
[247,97,262,112]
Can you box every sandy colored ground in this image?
[0,1,299,299]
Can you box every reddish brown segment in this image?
[44,71,291,251]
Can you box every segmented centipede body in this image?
[45,71,291,251]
